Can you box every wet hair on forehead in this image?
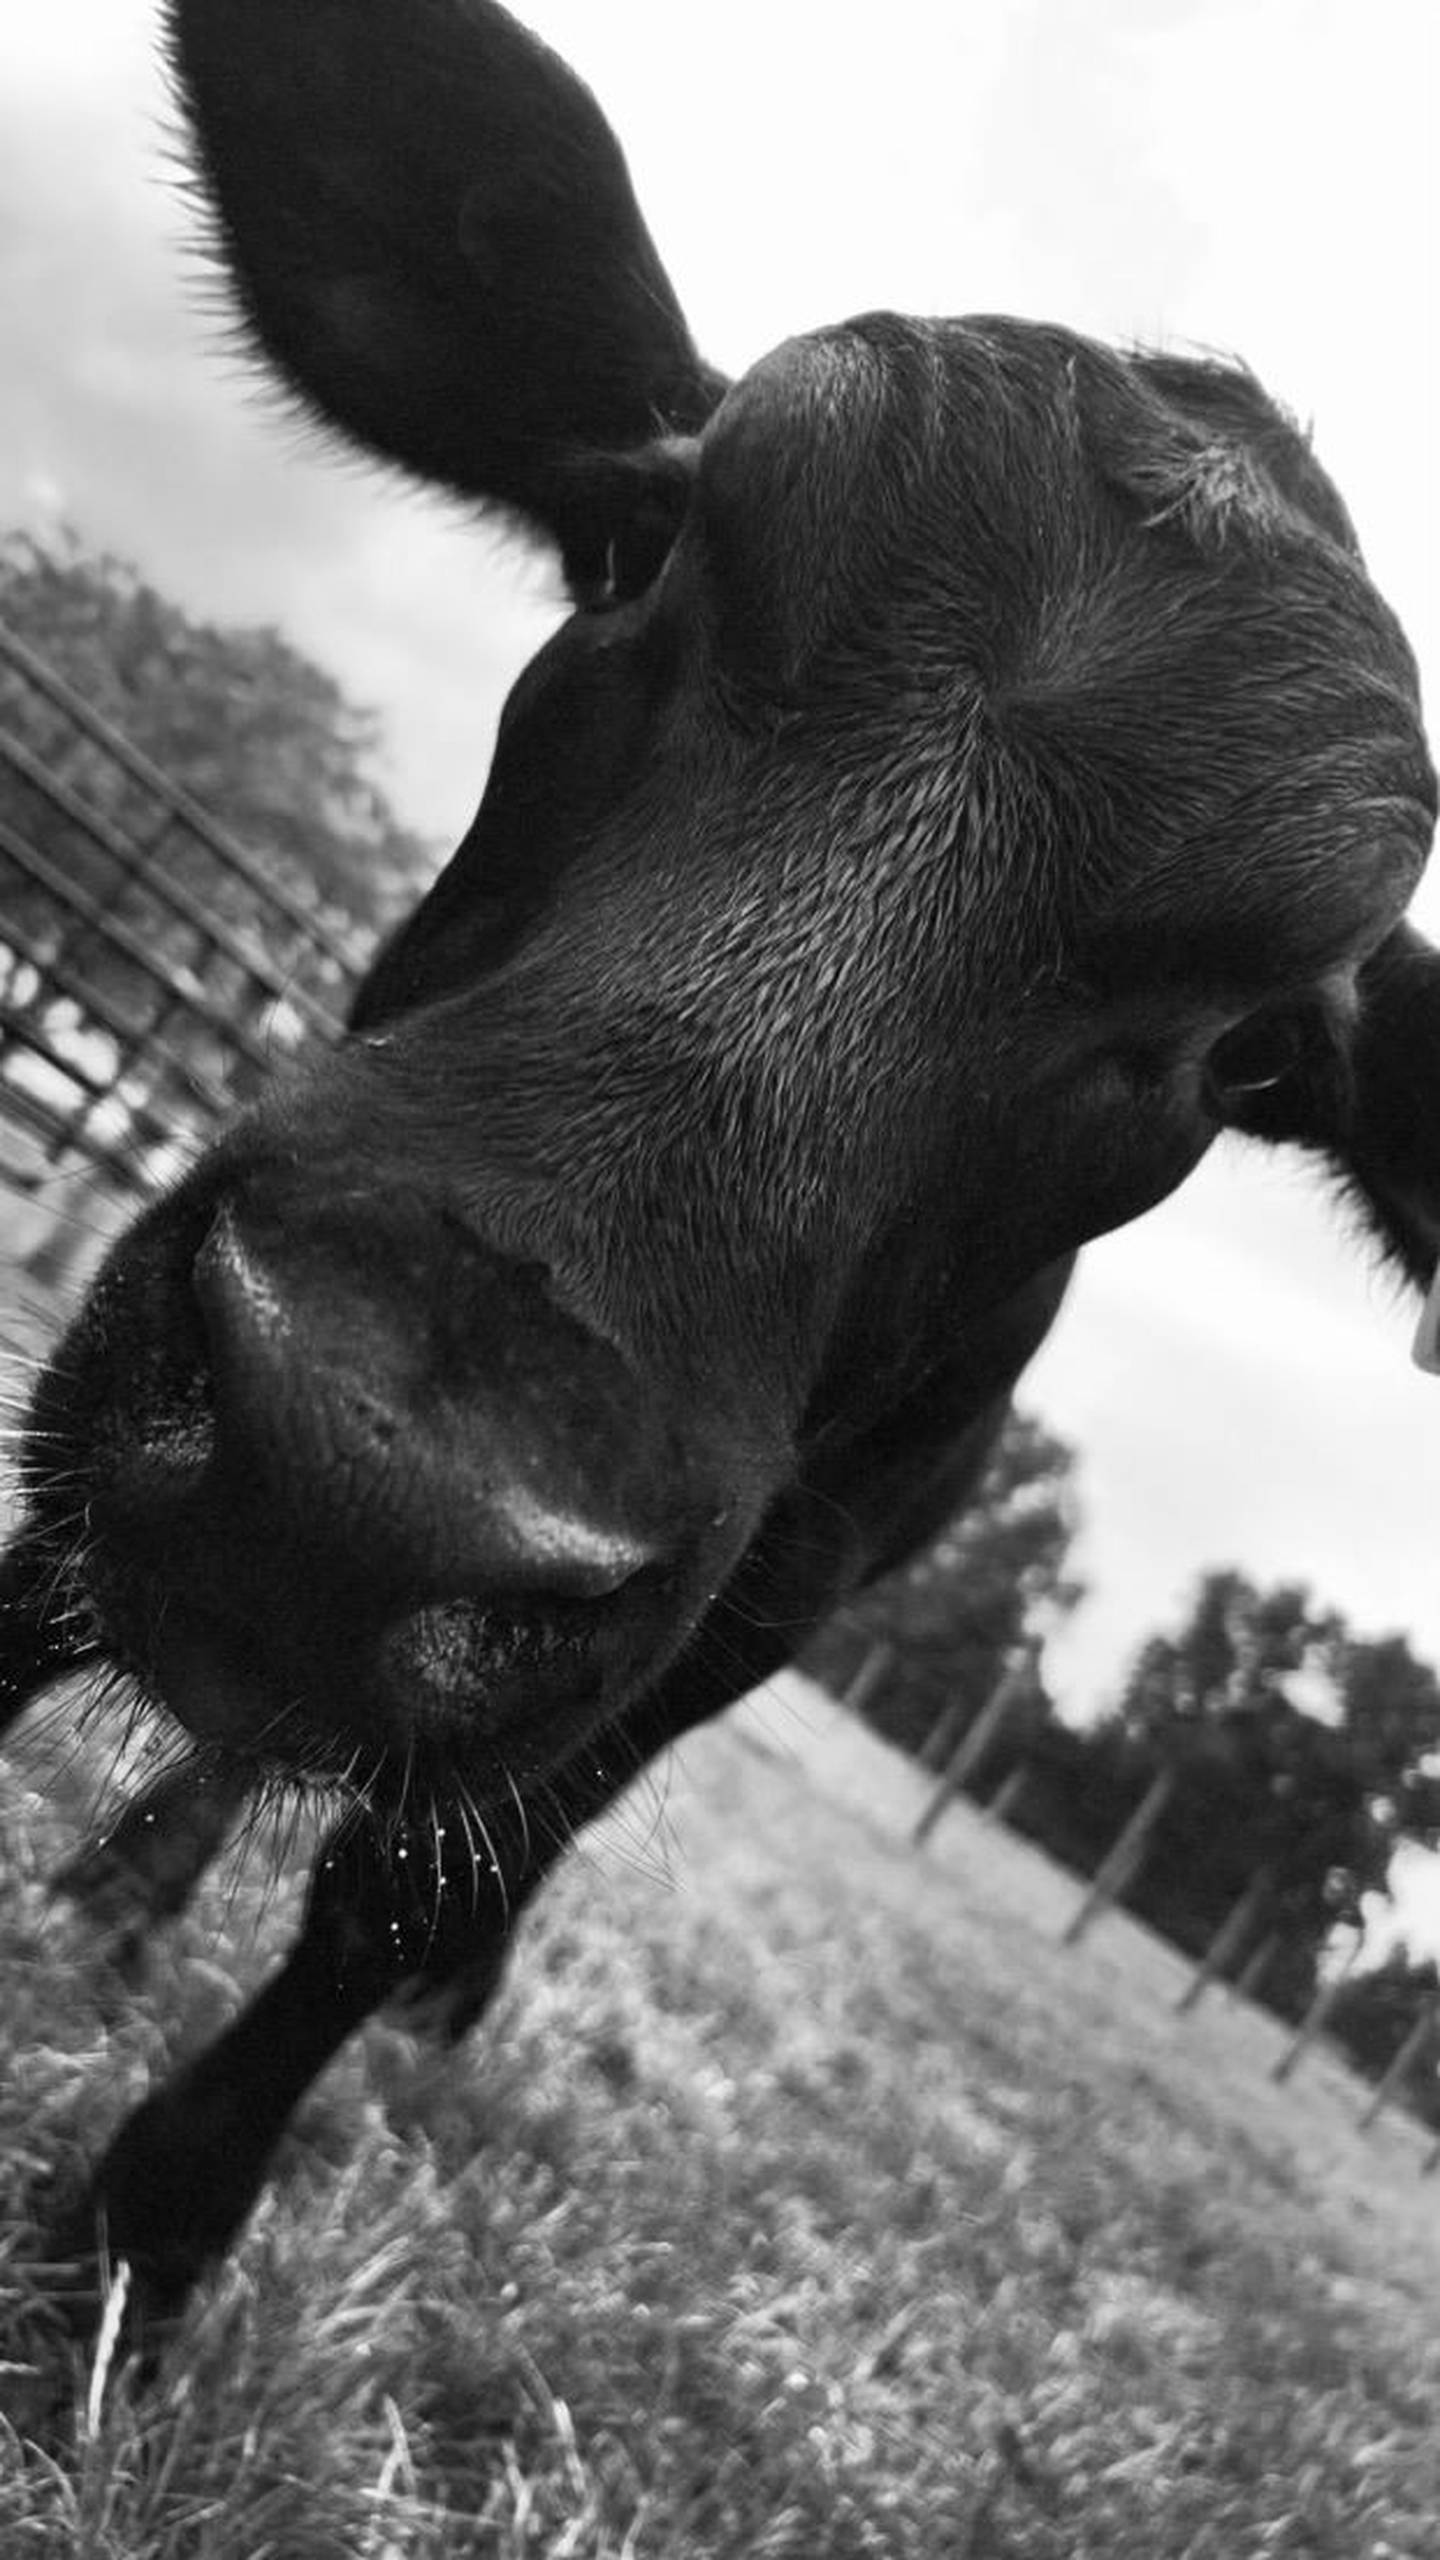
[1125,349,1360,553]
[928,319,1355,565]
[1074,342,1365,573]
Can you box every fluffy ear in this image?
[1340,923,1440,1289]
[167,0,727,584]
[1225,923,1440,1292]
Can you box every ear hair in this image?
[1339,924,1440,1285]
[1235,924,1440,1288]
[165,0,726,553]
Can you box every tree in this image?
[0,524,439,1198]
[803,1408,1083,1759]
[1342,1634,1440,1842]
[1106,1569,1440,1977]
[1327,1945,1440,2129]
[0,524,435,933]
[1114,1568,1345,1748]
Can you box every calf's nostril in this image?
[468,1485,662,1601]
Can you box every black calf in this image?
[2,0,1435,2356]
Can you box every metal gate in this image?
[0,619,370,1257]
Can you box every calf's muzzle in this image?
[66,1178,714,1785]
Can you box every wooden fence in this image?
[0,620,369,1259]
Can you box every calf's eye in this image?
[579,457,695,610]
[595,508,679,607]
[1204,1010,1304,1106]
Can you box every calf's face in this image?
[9,4,1438,1813]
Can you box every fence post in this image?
[1176,1866,1275,2016]
[1358,1998,1440,2131]
[1061,1767,1177,1948]
[918,1691,969,1774]
[840,1641,893,1721]
[1233,1929,1281,2004]
[1271,1935,1362,2085]
[912,1648,1035,1850]
[982,1762,1029,1827]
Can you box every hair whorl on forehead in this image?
[947,339,1436,988]
[1125,351,1361,553]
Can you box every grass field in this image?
[0,1673,1436,2557]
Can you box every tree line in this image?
[803,1415,1440,2127]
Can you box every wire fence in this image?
[0,619,369,1246]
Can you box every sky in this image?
[2,3,1437,1934]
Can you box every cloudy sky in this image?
[3,2,1437,1918]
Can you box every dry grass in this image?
[0,1676,1434,2556]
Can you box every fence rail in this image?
[0,620,371,1238]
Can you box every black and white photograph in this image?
[0,3,1435,2549]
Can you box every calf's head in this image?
[6,0,1438,1807]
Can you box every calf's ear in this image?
[167,0,726,579]
[1340,923,1440,1297]
[1227,923,1440,1297]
